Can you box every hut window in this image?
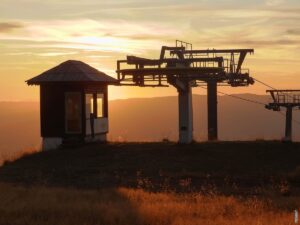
[86,93,104,118]
[96,94,104,118]
[91,98,94,113]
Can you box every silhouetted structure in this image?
[266,90,300,142]
[27,60,117,150]
[117,41,254,143]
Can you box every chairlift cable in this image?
[198,85,300,127]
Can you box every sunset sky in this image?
[0,0,299,101]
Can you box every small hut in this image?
[26,60,118,150]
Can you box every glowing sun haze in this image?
[0,0,299,101]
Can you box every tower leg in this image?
[178,87,193,144]
[284,106,293,142]
[207,81,218,141]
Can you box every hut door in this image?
[65,92,82,133]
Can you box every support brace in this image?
[284,106,293,142]
[207,81,218,141]
[178,86,193,144]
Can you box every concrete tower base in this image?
[42,137,62,151]
[178,86,193,144]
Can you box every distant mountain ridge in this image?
[0,94,299,157]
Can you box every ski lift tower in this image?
[266,90,300,142]
[116,41,254,143]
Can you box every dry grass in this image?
[0,182,297,225]
[1,142,300,224]
[123,189,296,225]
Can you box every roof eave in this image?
[26,80,119,86]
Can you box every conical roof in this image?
[26,60,118,85]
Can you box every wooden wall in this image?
[40,83,108,138]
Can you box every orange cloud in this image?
[0,22,23,32]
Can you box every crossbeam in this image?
[173,49,254,54]
[126,56,223,66]
[117,67,224,76]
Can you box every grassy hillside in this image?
[1,142,300,224]
[0,142,300,225]
[1,142,300,192]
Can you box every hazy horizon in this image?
[1,94,299,164]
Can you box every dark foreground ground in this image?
[1,142,300,225]
[1,141,300,194]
